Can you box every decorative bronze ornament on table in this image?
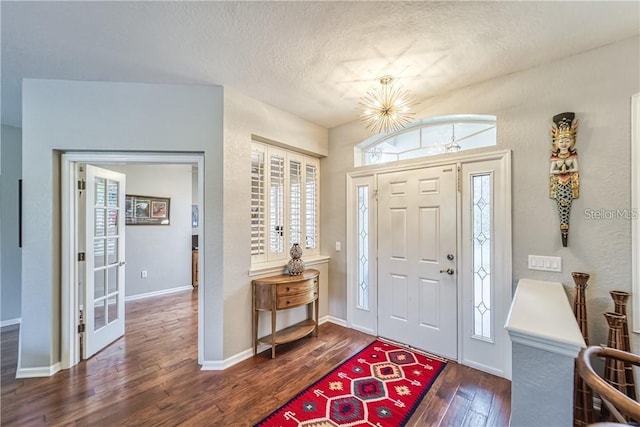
[287,243,305,275]
[549,112,579,247]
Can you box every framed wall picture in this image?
[125,195,170,225]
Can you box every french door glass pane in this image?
[95,269,106,299]
[107,267,118,294]
[107,208,118,236]
[95,208,105,237]
[107,295,118,324]
[107,238,118,265]
[94,239,105,268]
[106,179,118,207]
[94,300,106,331]
[95,178,106,206]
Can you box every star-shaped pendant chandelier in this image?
[359,75,417,134]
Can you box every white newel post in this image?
[505,279,586,427]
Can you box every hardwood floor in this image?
[1,290,511,426]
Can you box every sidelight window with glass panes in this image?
[472,173,492,340]
[251,142,319,265]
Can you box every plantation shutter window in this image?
[305,162,318,251]
[251,146,266,262]
[251,141,320,266]
[269,150,286,259]
[289,157,303,248]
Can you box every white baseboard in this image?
[201,343,272,371]
[16,362,61,378]
[320,315,347,327]
[0,317,21,327]
[348,324,376,336]
[125,285,194,302]
[201,317,349,371]
[461,358,508,379]
[200,360,225,370]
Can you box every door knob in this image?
[447,254,455,261]
[439,268,455,275]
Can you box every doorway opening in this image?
[61,152,204,369]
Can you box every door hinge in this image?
[78,252,86,262]
[374,189,379,201]
[457,165,461,193]
[78,180,86,191]
[78,323,85,333]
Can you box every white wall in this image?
[222,88,328,358]
[323,37,640,354]
[1,125,22,323]
[97,164,192,297]
[21,79,224,369]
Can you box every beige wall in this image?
[222,89,328,358]
[322,37,640,352]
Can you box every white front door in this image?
[82,165,127,358]
[377,165,458,359]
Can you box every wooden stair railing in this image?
[576,346,640,424]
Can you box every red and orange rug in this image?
[255,339,446,426]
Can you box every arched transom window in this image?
[355,115,497,167]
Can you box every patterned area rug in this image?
[255,339,446,426]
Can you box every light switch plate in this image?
[528,255,562,272]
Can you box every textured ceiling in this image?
[2,1,639,129]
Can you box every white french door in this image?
[82,165,127,358]
[377,165,458,359]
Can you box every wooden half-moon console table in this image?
[253,269,319,358]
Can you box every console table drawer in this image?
[277,289,317,309]
[277,279,317,297]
